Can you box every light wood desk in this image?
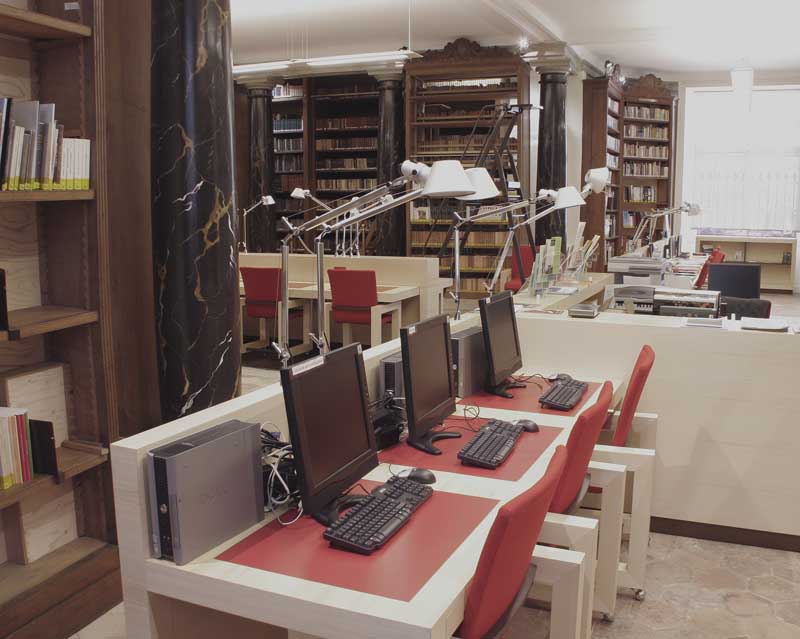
[513,273,613,312]
[112,314,627,639]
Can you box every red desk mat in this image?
[459,381,601,417]
[379,418,562,482]
[217,481,497,602]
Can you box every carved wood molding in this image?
[413,37,516,65]
[624,73,677,98]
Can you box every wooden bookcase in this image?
[0,2,157,636]
[404,39,530,298]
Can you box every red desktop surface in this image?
[379,418,562,482]
[459,380,601,416]
[218,481,498,602]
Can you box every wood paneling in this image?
[0,207,41,310]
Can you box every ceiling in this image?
[230,0,800,75]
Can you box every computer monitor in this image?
[400,314,459,455]
[281,343,377,524]
[478,291,524,398]
[708,263,761,299]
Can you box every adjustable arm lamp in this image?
[291,187,333,213]
[239,195,275,253]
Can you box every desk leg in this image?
[530,545,586,639]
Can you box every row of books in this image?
[0,99,91,191]
[624,185,657,202]
[274,173,305,192]
[318,157,375,170]
[607,135,620,153]
[608,97,620,115]
[623,143,669,159]
[0,407,32,489]
[623,211,642,229]
[316,116,377,131]
[275,155,303,173]
[420,78,514,92]
[607,114,619,132]
[275,137,303,152]
[605,214,618,238]
[273,197,305,213]
[272,84,303,98]
[273,116,303,132]
[317,178,377,191]
[608,191,618,210]
[439,254,501,270]
[623,161,669,178]
[413,230,508,247]
[419,106,490,121]
[316,137,377,151]
[607,154,619,170]
[624,105,669,121]
[624,124,668,140]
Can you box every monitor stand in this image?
[313,493,370,526]
[488,379,526,399]
[408,430,461,455]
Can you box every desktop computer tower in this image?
[451,326,488,398]
[146,420,264,565]
[379,351,404,398]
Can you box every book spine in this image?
[1,121,14,191]
[16,414,29,481]
[9,417,21,484]
[0,417,12,489]
[23,414,33,481]
[9,126,23,190]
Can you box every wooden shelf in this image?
[412,120,495,128]
[625,156,669,161]
[623,175,669,181]
[313,92,379,101]
[274,150,303,155]
[412,88,517,102]
[316,147,377,153]
[623,117,670,124]
[0,474,52,510]
[624,137,670,143]
[5,305,99,341]
[0,189,95,203]
[316,168,377,173]
[315,127,378,133]
[0,5,91,40]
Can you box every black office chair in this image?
[721,296,772,319]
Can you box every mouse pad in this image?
[217,480,497,602]
[459,380,601,416]
[379,418,562,482]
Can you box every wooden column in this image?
[151,0,240,421]
[248,85,277,252]
[535,70,568,244]
[372,75,405,255]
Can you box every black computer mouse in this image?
[549,373,573,384]
[516,419,539,433]
[407,468,436,484]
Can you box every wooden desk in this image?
[512,273,613,312]
[112,315,625,639]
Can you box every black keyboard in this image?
[323,476,433,555]
[457,419,523,469]
[539,379,588,411]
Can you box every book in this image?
[19,131,31,190]
[9,125,24,190]
[9,100,39,189]
[34,104,55,189]
[1,122,17,190]
[53,124,65,189]
[0,98,11,184]
[0,409,34,488]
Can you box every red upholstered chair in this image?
[457,446,567,639]
[327,268,401,347]
[611,345,655,447]
[240,267,311,354]
[504,245,535,293]
[694,247,726,289]
[550,382,614,515]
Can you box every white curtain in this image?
[683,86,800,233]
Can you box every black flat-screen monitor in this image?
[479,291,523,398]
[708,263,761,299]
[400,314,459,455]
[281,343,377,522]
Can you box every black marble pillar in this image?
[151,0,240,421]
[248,87,276,252]
[535,71,568,245]
[372,77,404,255]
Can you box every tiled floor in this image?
[763,292,800,318]
[75,534,800,638]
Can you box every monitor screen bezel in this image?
[280,343,378,518]
[400,314,456,444]
[479,291,523,387]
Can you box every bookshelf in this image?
[404,39,531,298]
[0,1,156,636]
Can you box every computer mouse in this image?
[407,468,436,484]
[549,373,573,384]
[515,419,539,433]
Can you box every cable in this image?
[344,482,370,496]
[278,504,304,526]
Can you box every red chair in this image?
[611,345,655,447]
[550,382,614,515]
[327,268,401,347]
[240,267,310,354]
[504,245,535,293]
[456,446,567,639]
[694,247,726,289]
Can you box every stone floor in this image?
[73,533,800,638]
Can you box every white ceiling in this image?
[230,0,800,75]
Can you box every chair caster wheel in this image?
[634,589,646,601]
[601,613,615,623]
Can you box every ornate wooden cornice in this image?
[624,73,677,98]
[413,38,516,65]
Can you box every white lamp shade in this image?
[686,203,702,216]
[262,195,276,206]
[290,188,308,200]
[400,160,431,183]
[421,160,476,198]
[553,186,586,210]
[584,167,611,193]
[537,188,558,203]
[456,167,500,201]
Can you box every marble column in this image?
[248,86,276,252]
[151,0,240,421]
[535,71,568,245]
[372,76,404,255]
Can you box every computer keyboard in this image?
[457,419,523,469]
[323,476,433,555]
[539,378,588,411]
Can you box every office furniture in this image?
[513,272,613,311]
[239,267,312,355]
[694,247,726,289]
[708,263,761,298]
[721,296,772,319]
[456,447,572,639]
[696,231,796,292]
[504,245,535,293]
[608,345,655,447]
[327,269,401,347]
[0,3,157,636]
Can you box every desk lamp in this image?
[239,195,275,253]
